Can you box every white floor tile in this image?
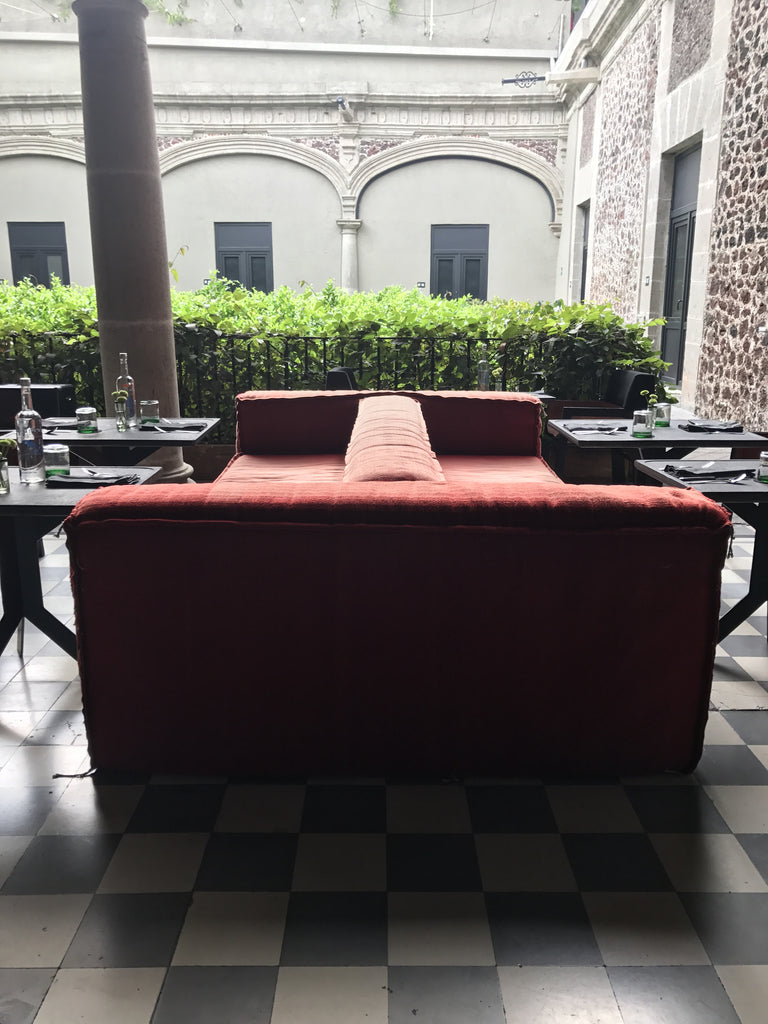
[0,744,89,788]
[710,681,768,710]
[98,833,208,893]
[0,894,90,968]
[716,965,768,1024]
[651,833,768,892]
[271,966,388,1024]
[172,892,288,966]
[705,786,768,833]
[39,783,144,836]
[498,965,623,1023]
[34,967,165,1024]
[583,893,709,966]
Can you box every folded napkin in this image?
[42,418,79,430]
[663,464,755,481]
[46,473,139,489]
[158,419,208,431]
[566,424,627,433]
[678,419,744,433]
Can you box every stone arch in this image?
[158,135,348,211]
[0,138,86,164]
[349,136,563,232]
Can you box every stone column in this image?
[337,220,362,292]
[73,0,191,482]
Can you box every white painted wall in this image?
[357,157,558,299]
[0,155,92,284]
[162,154,342,291]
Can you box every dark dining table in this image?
[0,466,162,658]
[547,419,768,482]
[635,458,768,641]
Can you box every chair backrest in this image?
[603,369,656,414]
[325,367,357,390]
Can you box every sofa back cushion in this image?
[343,394,446,482]
[236,390,360,454]
[412,391,542,455]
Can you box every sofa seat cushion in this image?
[214,453,345,486]
[344,394,446,483]
[439,454,564,485]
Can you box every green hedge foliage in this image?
[0,278,668,441]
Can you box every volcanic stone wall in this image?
[697,0,768,426]
[668,0,714,94]
[589,9,661,319]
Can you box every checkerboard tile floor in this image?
[0,523,766,1023]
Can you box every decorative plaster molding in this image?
[349,135,563,228]
[158,134,348,203]
[0,136,85,163]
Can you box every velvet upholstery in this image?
[63,390,731,779]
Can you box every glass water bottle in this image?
[15,378,45,483]
[116,352,138,426]
[477,343,490,391]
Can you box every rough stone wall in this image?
[589,10,660,319]
[668,0,715,93]
[697,0,768,427]
[512,138,558,165]
[579,91,596,168]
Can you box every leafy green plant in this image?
[0,277,670,441]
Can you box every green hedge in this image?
[0,278,668,440]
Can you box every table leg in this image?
[0,517,77,659]
[718,505,768,642]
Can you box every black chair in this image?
[561,369,656,419]
[0,383,76,429]
[325,367,357,390]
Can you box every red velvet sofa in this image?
[64,390,732,778]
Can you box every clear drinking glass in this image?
[139,400,160,423]
[43,443,70,476]
[632,409,654,438]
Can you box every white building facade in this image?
[0,0,765,423]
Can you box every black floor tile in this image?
[300,784,386,832]
[465,784,557,832]
[485,892,601,966]
[61,892,191,967]
[0,967,56,1024]
[126,783,225,832]
[0,787,61,835]
[738,834,768,883]
[562,834,672,891]
[195,833,298,891]
[388,966,506,1024]
[387,835,482,891]
[720,635,768,657]
[279,892,387,965]
[625,785,730,833]
[1,834,120,894]
[609,966,741,1023]
[152,966,277,1024]
[693,745,768,785]
[680,893,768,965]
[721,710,768,745]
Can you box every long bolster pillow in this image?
[343,394,446,482]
